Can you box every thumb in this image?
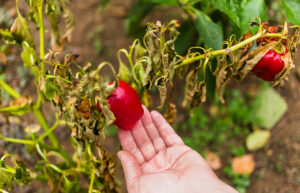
[118,151,142,184]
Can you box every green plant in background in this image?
[224,165,251,193]
[175,89,261,153]
[88,25,104,55]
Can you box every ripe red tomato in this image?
[252,48,287,81]
[97,80,144,130]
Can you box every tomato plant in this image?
[0,0,299,193]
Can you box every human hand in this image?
[118,106,238,193]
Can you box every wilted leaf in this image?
[214,56,232,104]
[134,40,147,61]
[163,102,176,124]
[190,81,206,108]
[182,68,198,108]
[0,160,14,190]
[205,152,222,170]
[14,160,35,186]
[273,51,294,86]
[232,154,255,175]
[77,99,91,119]
[10,10,35,47]
[157,84,167,109]
[98,82,116,125]
[246,130,270,151]
[118,61,131,83]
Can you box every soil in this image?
[1,0,300,193]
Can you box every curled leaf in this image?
[76,99,91,119]
[273,51,294,86]
[10,10,34,47]
[214,56,232,104]
[163,102,176,124]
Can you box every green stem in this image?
[46,75,72,84]
[174,32,284,69]
[88,168,95,193]
[38,0,45,72]
[37,119,60,142]
[0,80,21,99]
[33,108,59,147]
[2,137,35,145]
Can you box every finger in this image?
[141,106,166,152]
[150,111,184,147]
[131,120,156,161]
[118,129,145,164]
[118,151,142,190]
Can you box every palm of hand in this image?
[118,107,237,193]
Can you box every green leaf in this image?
[240,0,267,33]
[0,160,14,190]
[195,10,223,50]
[212,0,240,27]
[44,78,62,100]
[280,0,300,25]
[125,0,155,36]
[246,130,270,151]
[254,86,287,129]
[21,42,37,69]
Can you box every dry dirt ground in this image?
[1,0,300,193]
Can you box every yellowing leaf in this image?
[246,130,270,151]
[232,154,255,175]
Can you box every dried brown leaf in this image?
[163,102,177,124]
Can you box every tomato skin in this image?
[97,80,144,130]
[252,49,287,81]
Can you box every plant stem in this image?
[174,32,284,69]
[88,168,95,193]
[2,137,35,145]
[33,108,59,147]
[0,80,21,99]
[37,119,60,142]
[38,0,45,72]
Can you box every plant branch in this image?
[1,137,35,145]
[33,108,59,147]
[38,0,45,72]
[0,80,21,99]
[174,32,284,69]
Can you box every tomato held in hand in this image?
[252,48,288,81]
[97,80,144,130]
